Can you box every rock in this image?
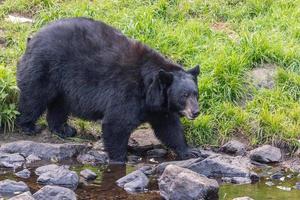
[116,170,149,192]
[0,153,25,169]
[0,141,88,161]
[282,158,300,173]
[270,171,284,180]
[249,145,281,163]
[37,167,79,190]
[33,185,76,200]
[15,169,31,179]
[77,150,108,165]
[220,140,246,156]
[156,155,258,183]
[233,197,254,200]
[127,155,142,163]
[92,140,104,150]
[147,149,167,158]
[222,177,251,184]
[248,63,277,89]
[294,182,300,190]
[8,191,34,200]
[158,165,219,200]
[265,181,275,186]
[128,128,162,153]
[276,186,291,191]
[80,169,97,181]
[0,179,29,198]
[26,154,41,163]
[35,164,69,176]
[5,15,33,24]
[295,149,300,157]
[138,165,154,175]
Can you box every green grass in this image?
[0,0,299,149]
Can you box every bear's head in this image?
[146,65,200,120]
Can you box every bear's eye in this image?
[183,92,189,98]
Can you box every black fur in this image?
[17,17,200,162]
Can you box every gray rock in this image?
[37,167,79,190]
[265,181,275,186]
[77,150,108,165]
[220,140,246,156]
[294,182,300,190]
[8,191,34,200]
[282,158,300,173]
[15,169,31,179]
[0,141,88,161]
[0,153,25,169]
[116,170,149,192]
[26,154,41,163]
[222,177,251,184]
[159,165,219,200]
[128,129,162,153]
[127,155,142,163]
[147,148,167,158]
[80,169,97,181]
[233,197,254,200]
[270,171,284,180]
[249,145,281,163]
[35,164,69,176]
[138,165,154,175]
[156,155,258,183]
[0,179,29,198]
[33,185,76,200]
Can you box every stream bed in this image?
[1,162,299,200]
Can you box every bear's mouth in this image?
[180,110,196,120]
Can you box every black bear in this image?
[17,17,201,162]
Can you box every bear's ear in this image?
[146,70,173,111]
[188,65,200,78]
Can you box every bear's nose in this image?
[192,110,200,118]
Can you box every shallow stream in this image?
[1,161,300,200]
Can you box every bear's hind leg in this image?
[46,97,76,138]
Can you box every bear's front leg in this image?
[148,113,202,160]
[102,105,141,163]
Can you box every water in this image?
[0,163,299,200]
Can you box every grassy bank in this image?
[0,0,299,149]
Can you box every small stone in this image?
[33,185,76,200]
[5,15,33,24]
[250,145,281,163]
[0,179,29,198]
[220,140,246,156]
[0,153,25,169]
[276,186,291,191]
[293,182,300,190]
[35,164,69,176]
[77,150,108,165]
[80,169,97,181]
[37,168,79,190]
[233,197,254,200]
[128,129,162,153]
[26,154,41,164]
[279,177,285,181]
[270,171,284,180]
[8,191,34,200]
[15,169,31,179]
[127,155,142,163]
[146,149,167,158]
[116,170,149,192]
[265,181,275,186]
[222,177,251,184]
[158,165,219,200]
